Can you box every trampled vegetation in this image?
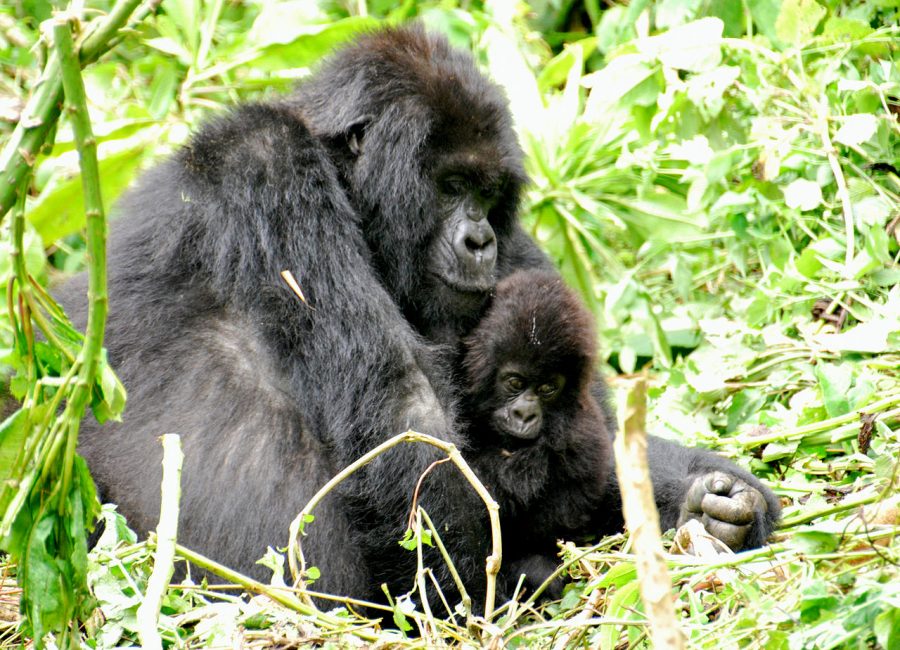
[1,0,898,648]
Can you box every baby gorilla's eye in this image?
[537,382,559,398]
[506,375,525,391]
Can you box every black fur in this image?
[58,26,778,609]
[462,271,781,595]
[461,271,611,597]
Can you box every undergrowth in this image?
[0,0,898,648]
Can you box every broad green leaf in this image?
[144,37,192,65]
[28,143,149,244]
[775,0,825,46]
[247,17,379,72]
[833,114,878,147]
[0,409,29,490]
[795,247,822,278]
[747,0,784,45]
[783,178,822,211]
[637,17,724,72]
[583,55,655,119]
[538,38,596,91]
[248,1,329,48]
[596,561,637,588]
[791,529,841,554]
[762,439,800,461]
[874,608,900,650]
[655,0,702,30]
[815,364,852,418]
[822,16,874,43]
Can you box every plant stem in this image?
[288,430,503,621]
[613,377,685,650]
[173,544,379,640]
[735,393,900,447]
[137,434,183,650]
[53,16,109,513]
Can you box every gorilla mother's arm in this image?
[643,436,780,550]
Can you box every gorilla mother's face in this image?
[424,158,507,312]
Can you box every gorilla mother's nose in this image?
[454,220,497,269]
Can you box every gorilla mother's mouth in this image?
[431,272,494,295]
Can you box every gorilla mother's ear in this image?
[346,116,372,157]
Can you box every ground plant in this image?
[0,0,898,648]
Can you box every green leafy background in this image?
[0,0,898,647]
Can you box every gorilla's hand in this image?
[677,471,768,551]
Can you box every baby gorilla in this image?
[461,270,611,598]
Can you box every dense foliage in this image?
[1,0,898,648]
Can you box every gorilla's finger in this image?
[701,516,749,550]
[703,471,735,496]
[683,475,711,513]
[700,492,758,525]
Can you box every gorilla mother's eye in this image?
[441,175,468,196]
[480,184,500,201]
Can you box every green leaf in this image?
[833,114,878,147]
[298,512,315,535]
[775,0,826,46]
[28,143,148,244]
[875,608,900,650]
[92,353,127,424]
[21,509,69,643]
[815,364,852,418]
[0,409,29,493]
[747,0,784,45]
[638,17,724,72]
[583,55,655,117]
[762,439,800,461]
[794,247,822,278]
[822,16,874,43]
[782,178,822,211]
[596,561,636,588]
[538,38,596,91]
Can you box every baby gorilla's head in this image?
[462,270,596,448]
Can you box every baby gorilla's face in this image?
[491,362,566,442]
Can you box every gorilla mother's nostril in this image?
[465,231,494,252]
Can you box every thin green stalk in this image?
[53,17,109,513]
[735,393,900,447]
[0,0,143,220]
[173,544,379,640]
[288,430,503,621]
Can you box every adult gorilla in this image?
[60,25,777,605]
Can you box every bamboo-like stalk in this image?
[613,377,685,650]
[137,434,184,650]
[0,0,143,219]
[52,17,109,512]
[818,97,856,268]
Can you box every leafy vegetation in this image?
[1,0,898,648]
